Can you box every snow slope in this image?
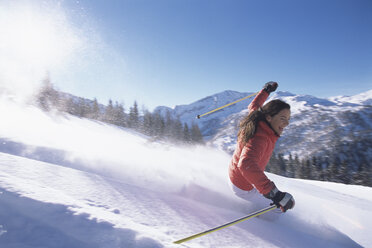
[0,97,371,248]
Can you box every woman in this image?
[229,81,295,213]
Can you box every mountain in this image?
[155,90,372,162]
[155,90,254,138]
[0,96,371,247]
[328,89,372,106]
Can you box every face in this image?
[266,108,291,135]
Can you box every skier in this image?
[229,81,295,214]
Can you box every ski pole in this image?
[173,205,277,244]
[196,92,258,119]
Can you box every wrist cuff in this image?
[263,186,279,199]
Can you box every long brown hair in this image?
[238,99,290,145]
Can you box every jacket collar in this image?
[258,121,280,140]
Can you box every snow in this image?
[329,89,372,106]
[0,97,371,247]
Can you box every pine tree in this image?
[287,154,295,178]
[171,118,184,142]
[309,156,320,180]
[299,159,311,179]
[129,101,139,129]
[362,163,372,187]
[351,162,369,186]
[112,102,126,127]
[36,74,59,111]
[64,98,77,115]
[190,123,204,144]
[89,98,101,120]
[76,98,91,118]
[164,111,174,139]
[267,153,281,175]
[318,156,329,181]
[152,111,165,138]
[183,123,191,143]
[338,160,350,184]
[294,155,302,178]
[103,99,115,124]
[142,110,154,136]
[277,153,287,176]
[327,157,340,182]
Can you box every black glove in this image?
[264,186,295,212]
[263,81,278,94]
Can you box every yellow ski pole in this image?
[196,92,259,119]
[173,205,277,244]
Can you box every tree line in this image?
[36,78,204,145]
[266,152,371,187]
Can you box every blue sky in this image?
[16,0,372,110]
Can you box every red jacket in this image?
[229,90,278,195]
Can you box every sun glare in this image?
[0,1,82,98]
[1,3,80,68]
[10,14,59,65]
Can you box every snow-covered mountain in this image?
[0,94,371,247]
[329,89,372,106]
[156,89,372,160]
